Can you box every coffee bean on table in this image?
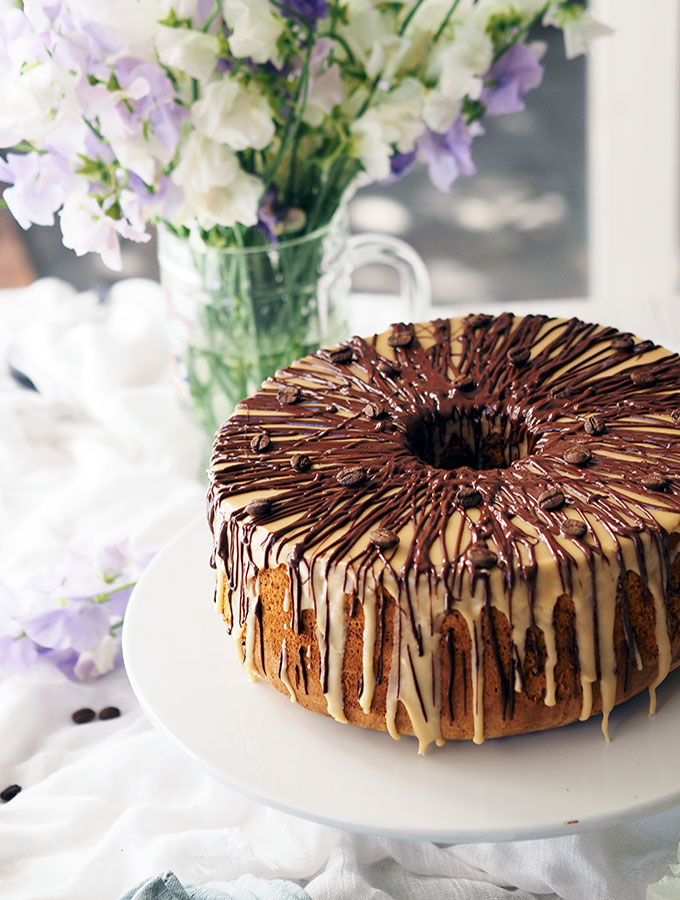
[98,706,121,721]
[72,708,96,725]
[0,784,21,803]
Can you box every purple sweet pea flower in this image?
[278,0,329,27]
[419,117,484,193]
[0,634,41,672]
[382,148,418,184]
[0,151,72,230]
[481,42,546,116]
[22,602,111,653]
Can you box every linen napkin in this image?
[119,871,311,900]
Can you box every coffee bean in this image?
[584,414,606,436]
[387,330,413,349]
[325,404,337,414]
[72,708,95,725]
[452,375,476,392]
[98,706,121,721]
[466,314,492,329]
[611,335,634,351]
[468,545,497,569]
[633,340,655,355]
[290,453,312,472]
[277,386,301,405]
[630,370,656,387]
[250,432,271,452]
[245,498,273,519]
[328,346,353,364]
[456,486,482,509]
[370,527,399,550]
[563,446,592,467]
[538,488,565,511]
[336,466,367,488]
[507,347,530,367]
[377,360,401,378]
[672,408,680,424]
[560,520,588,539]
[0,784,21,803]
[642,474,670,492]
[363,401,384,419]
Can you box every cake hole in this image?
[405,407,530,471]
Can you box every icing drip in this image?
[208,313,680,752]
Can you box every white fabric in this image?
[1,278,680,900]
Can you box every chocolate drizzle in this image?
[208,313,680,751]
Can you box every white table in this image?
[1,277,680,900]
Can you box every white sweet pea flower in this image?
[304,65,343,127]
[0,63,63,145]
[423,18,492,132]
[59,193,125,270]
[156,26,220,81]
[473,0,546,17]
[544,7,613,59]
[171,132,262,229]
[73,634,119,680]
[403,0,473,35]
[159,0,199,17]
[192,79,275,151]
[222,0,284,66]
[63,0,168,59]
[351,78,425,180]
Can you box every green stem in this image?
[317,30,356,64]
[261,32,314,193]
[491,4,549,62]
[399,0,427,35]
[433,0,463,43]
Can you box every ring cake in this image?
[207,313,680,752]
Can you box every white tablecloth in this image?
[2,277,680,900]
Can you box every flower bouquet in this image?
[0,0,606,434]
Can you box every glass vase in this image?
[157,211,430,439]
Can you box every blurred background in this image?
[0,25,587,307]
